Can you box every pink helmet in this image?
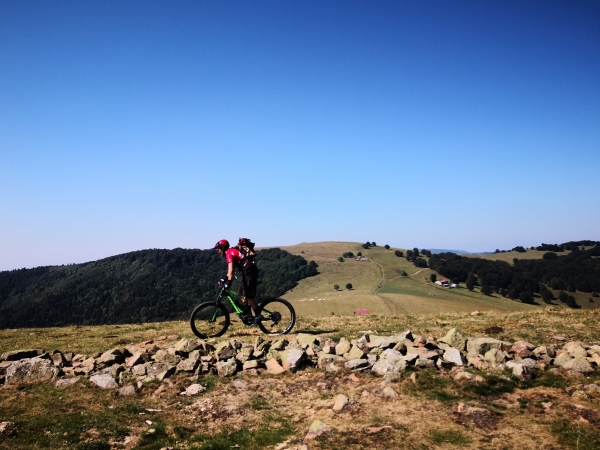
[213,239,230,251]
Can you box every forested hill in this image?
[0,248,318,329]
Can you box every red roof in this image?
[354,309,370,315]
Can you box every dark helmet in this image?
[213,239,230,251]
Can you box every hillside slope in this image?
[280,242,537,316]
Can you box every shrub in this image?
[519,291,534,303]
[592,292,599,298]
[394,250,403,257]
[333,284,339,290]
[481,285,493,295]
[543,252,557,260]
[384,244,390,249]
[400,270,408,277]
[357,252,362,257]
[345,283,353,290]
[430,274,437,283]
[512,246,527,253]
[337,257,344,262]
[414,258,428,268]
[342,252,354,258]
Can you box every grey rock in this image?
[415,358,435,369]
[147,362,176,380]
[484,348,506,365]
[563,357,594,373]
[177,357,200,373]
[381,386,398,398]
[5,357,60,384]
[466,338,504,358]
[243,360,261,370]
[0,421,17,436]
[332,394,349,411]
[96,348,125,366]
[216,359,238,377]
[345,345,365,360]
[235,347,254,364]
[554,352,572,367]
[439,328,467,351]
[443,348,466,366]
[282,348,306,372]
[90,373,119,389]
[372,349,406,376]
[305,420,332,441]
[180,383,206,396]
[296,333,318,348]
[335,338,352,356]
[55,377,80,387]
[174,338,204,355]
[153,349,181,365]
[345,359,369,370]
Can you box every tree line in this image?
[428,245,600,307]
[0,248,318,328]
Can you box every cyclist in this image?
[213,239,262,324]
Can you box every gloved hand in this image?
[219,278,231,289]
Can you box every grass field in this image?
[2,309,600,449]
[279,242,542,317]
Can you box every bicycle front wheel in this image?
[190,302,230,339]
[257,298,296,335]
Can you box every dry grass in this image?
[2,308,600,449]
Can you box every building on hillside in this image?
[435,279,450,287]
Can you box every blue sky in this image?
[1,1,599,270]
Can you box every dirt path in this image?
[370,260,394,314]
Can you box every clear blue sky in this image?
[2,1,599,271]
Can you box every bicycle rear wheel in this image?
[190,302,230,339]
[257,298,296,335]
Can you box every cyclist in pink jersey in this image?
[214,239,260,322]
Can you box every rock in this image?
[506,361,531,379]
[177,356,200,373]
[153,349,181,366]
[345,345,366,361]
[0,421,17,436]
[5,357,61,384]
[454,371,475,381]
[235,347,254,364]
[305,420,332,441]
[345,359,369,370]
[1,349,43,361]
[174,338,204,355]
[118,385,137,396]
[243,360,261,370]
[332,394,349,411]
[439,328,467,351]
[180,383,206,396]
[372,349,406,376]
[147,363,176,381]
[443,348,466,366]
[563,357,594,373]
[335,338,352,356]
[366,335,395,349]
[126,351,149,368]
[51,351,67,367]
[589,353,600,366]
[381,386,398,397]
[415,358,435,369]
[572,390,590,401]
[466,338,504,358]
[564,342,588,359]
[215,341,235,361]
[216,359,238,377]
[484,348,506,365]
[96,348,125,366]
[55,377,80,387]
[296,333,318,348]
[265,358,285,375]
[282,348,306,372]
[90,373,119,389]
[509,340,535,358]
[553,352,572,367]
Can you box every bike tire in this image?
[257,298,296,335]
[190,302,230,339]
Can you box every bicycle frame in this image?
[216,287,247,315]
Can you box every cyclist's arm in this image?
[227,261,235,282]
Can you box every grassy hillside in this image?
[279,242,537,317]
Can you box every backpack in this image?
[236,237,256,270]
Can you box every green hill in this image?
[0,247,317,328]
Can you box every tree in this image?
[543,252,557,260]
[384,245,390,249]
[394,250,404,257]
[333,284,339,290]
[519,291,534,303]
[466,274,475,291]
[400,270,408,277]
[430,274,437,283]
[405,250,414,261]
[371,242,377,246]
[413,258,428,268]
[512,246,527,253]
[481,284,493,296]
[362,243,370,249]
[413,248,420,257]
[343,252,354,258]
[346,283,353,290]
[338,257,344,262]
[357,252,362,257]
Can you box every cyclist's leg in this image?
[239,265,260,314]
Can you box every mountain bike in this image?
[190,284,296,339]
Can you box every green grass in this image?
[551,418,600,450]
[189,415,294,450]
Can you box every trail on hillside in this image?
[370,261,394,314]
